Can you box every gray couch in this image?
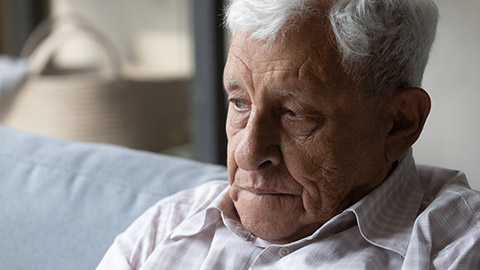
[0,125,228,269]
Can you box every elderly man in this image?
[98,0,480,269]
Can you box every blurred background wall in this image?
[416,0,480,190]
[48,0,194,78]
[1,0,229,163]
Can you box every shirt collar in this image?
[345,148,424,257]
[169,182,262,243]
[169,187,231,240]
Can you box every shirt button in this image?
[278,247,290,258]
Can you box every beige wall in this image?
[415,0,480,190]
[49,0,193,78]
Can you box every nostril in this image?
[259,160,273,168]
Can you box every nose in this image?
[234,112,282,171]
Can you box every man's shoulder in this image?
[414,164,480,261]
[416,164,480,214]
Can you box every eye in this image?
[284,109,307,121]
[286,109,300,118]
[281,108,322,138]
[227,98,250,129]
[230,99,250,111]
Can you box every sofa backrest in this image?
[0,125,228,270]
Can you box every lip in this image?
[239,187,299,196]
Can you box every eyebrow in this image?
[224,78,239,87]
[274,89,297,97]
[223,78,240,92]
[223,78,297,97]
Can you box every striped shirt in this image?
[97,150,480,269]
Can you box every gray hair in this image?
[225,0,439,96]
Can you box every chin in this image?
[231,189,314,244]
[240,216,297,244]
[240,214,319,244]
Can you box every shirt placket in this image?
[248,244,297,269]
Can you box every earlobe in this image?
[385,88,431,162]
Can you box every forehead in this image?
[226,34,317,76]
[223,17,352,95]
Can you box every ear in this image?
[385,88,431,162]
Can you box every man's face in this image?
[224,18,394,244]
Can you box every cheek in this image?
[226,125,240,186]
[280,131,356,203]
[226,104,249,130]
[281,130,340,180]
[287,123,386,194]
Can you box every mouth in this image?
[238,187,299,197]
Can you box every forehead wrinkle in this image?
[298,55,327,83]
[230,44,301,75]
[225,50,255,93]
[245,58,300,75]
[230,40,293,64]
[230,51,253,74]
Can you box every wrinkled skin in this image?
[223,16,398,244]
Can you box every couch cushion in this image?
[0,125,228,270]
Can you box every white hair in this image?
[225,0,439,96]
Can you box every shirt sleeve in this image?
[432,192,480,269]
[436,230,480,269]
[428,183,480,269]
